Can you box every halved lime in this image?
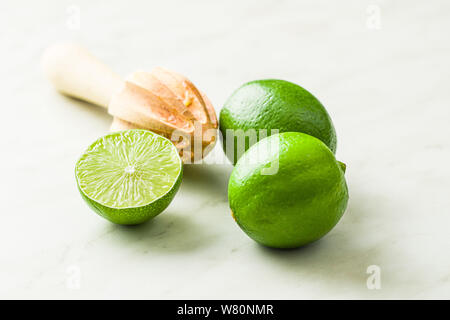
[75,130,183,225]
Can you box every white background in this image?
[1,0,449,299]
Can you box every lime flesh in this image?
[75,130,182,225]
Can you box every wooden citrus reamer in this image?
[42,42,218,162]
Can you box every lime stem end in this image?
[338,161,346,173]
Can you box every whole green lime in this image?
[75,130,183,225]
[228,132,348,248]
[220,79,337,164]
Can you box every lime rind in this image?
[228,132,348,248]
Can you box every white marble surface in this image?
[1,0,449,299]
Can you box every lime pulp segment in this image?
[76,130,182,209]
